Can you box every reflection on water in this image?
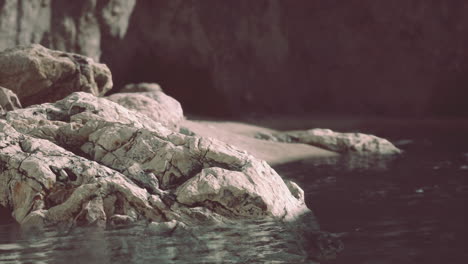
[0,219,312,264]
[1,137,467,263]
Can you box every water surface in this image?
[1,130,467,263]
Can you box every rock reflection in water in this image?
[0,219,319,264]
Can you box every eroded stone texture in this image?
[0,92,308,231]
[0,87,22,115]
[0,44,113,106]
[106,83,184,130]
[257,129,401,155]
[0,120,165,230]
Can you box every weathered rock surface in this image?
[106,83,184,130]
[0,92,308,230]
[0,87,22,115]
[257,129,401,155]
[0,44,113,106]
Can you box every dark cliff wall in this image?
[1,0,468,117]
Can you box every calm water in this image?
[275,134,468,264]
[1,133,467,263]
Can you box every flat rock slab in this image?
[257,128,401,155]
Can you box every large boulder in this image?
[0,87,22,115]
[0,44,113,106]
[0,92,309,230]
[106,83,184,130]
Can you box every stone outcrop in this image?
[0,44,113,106]
[256,129,401,155]
[0,92,309,230]
[106,83,184,130]
[0,87,22,115]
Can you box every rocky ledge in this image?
[256,129,401,155]
[0,91,309,232]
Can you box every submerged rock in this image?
[0,87,22,115]
[0,44,113,106]
[106,83,184,130]
[257,129,401,155]
[0,92,308,230]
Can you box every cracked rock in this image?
[0,92,309,231]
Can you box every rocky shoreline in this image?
[0,45,400,261]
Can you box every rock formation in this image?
[256,129,401,155]
[0,87,21,115]
[0,92,309,231]
[0,44,113,106]
[106,83,184,130]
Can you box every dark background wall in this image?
[1,0,468,117]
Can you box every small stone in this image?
[147,220,179,235]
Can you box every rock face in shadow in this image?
[101,0,468,116]
[0,44,112,106]
[1,1,468,116]
[106,83,184,130]
[0,92,309,230]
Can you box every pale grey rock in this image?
[257,129,401,155]
[284,180,305,202]
[290,129,401,155]
[175,166,305,219]
[0,44,113,106]
[0,87,22,115]
[106,87,184,130]
[0,120,166,229]
[109,214,136,227]
[1,92,309,230]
